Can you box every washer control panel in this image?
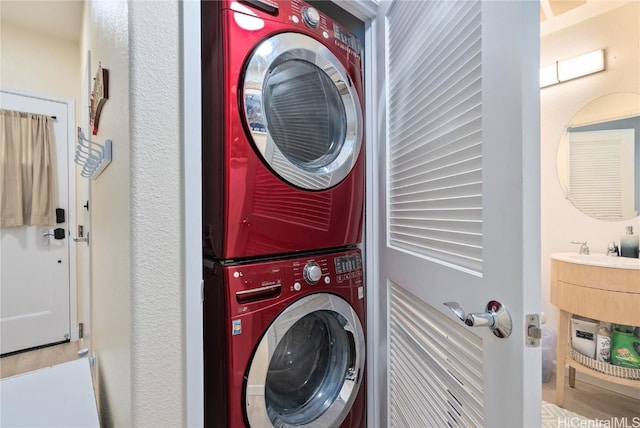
[291,250,363,291]
[224,249,364,314]
[303,261,322,284]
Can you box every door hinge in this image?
[79,322,84,338]
[525,314,541,347]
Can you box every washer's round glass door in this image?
[245,293,365,428]
[242,32,363,190]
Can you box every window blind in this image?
[567,129,636,220]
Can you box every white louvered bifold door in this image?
[371,1,541,427]
[389,283,484,427]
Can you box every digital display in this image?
[333,25,361,54]
[334,254,362,274]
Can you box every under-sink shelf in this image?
[567,347,640,385]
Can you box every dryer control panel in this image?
[289,0,362,59]
[234,0,362,60]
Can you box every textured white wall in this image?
[80,0,185,425]
[80,1,132,426]
[129,1,184,426]
[541,3,640,335]
[0,21,80,101]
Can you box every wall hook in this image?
[74,127,112,179]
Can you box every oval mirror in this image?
[557,92,640,221]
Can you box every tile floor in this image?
[1,341,80,379]
[2,343,638,424]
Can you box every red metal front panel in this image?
[203,249,365,427]
[202,0,365,260]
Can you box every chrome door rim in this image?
[245,293,365,428]
[242,32,363,190]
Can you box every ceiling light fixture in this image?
[540,49,605,88]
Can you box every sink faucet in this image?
[606,242,619,256]
[571,241,590,255]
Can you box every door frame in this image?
[181,2,378,426]
[0,87,79,343]
[182,3,204,427]
[337,2,383,427]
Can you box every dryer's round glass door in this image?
[245,293,365,428]
[263,60,347,171]
[242,32,363,190]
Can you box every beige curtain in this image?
[0,109,57,227]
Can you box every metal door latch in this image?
[73,225,89,245]
[444,300,512,338]
[525,314,541,347]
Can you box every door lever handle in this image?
[444,300,512,338]
[443,301,467,322]
[43,228,66,239]
[444,301,494,327]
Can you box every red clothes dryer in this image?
[203,248,366,428]
[202,0,365,260]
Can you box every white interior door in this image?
[371,1,541,426]
[1,90,75,355]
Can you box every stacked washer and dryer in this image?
[201,1,366,427]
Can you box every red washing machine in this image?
[203,248,366,428]
[202,0,365,260]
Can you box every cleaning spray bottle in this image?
[619,225,639,258]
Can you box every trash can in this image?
[541,328,556,383]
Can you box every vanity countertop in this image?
[551,252,640,270]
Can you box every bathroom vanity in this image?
[550,253,640,406]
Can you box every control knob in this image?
[303,262,322,285]
[301,7,320,29]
